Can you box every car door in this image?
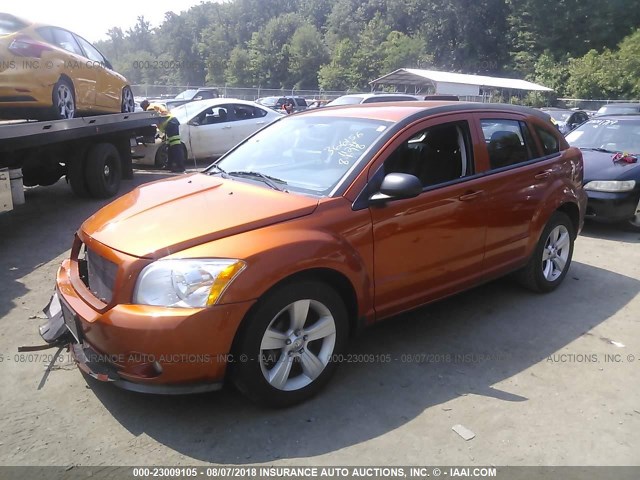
[367,116,488,319]
[472,113,558,278]
[186,104,237,158]
[74,34,119,110]
[47,28,97,109]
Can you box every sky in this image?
[5,0,215,43]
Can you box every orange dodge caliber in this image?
[39,102,587,407]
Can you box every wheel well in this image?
[556,202,580,237]
[230,268,360,358]
[58,74,75,96]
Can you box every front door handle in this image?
[535,169,552,180]
[222,126,232,129]
[459,190,484,201]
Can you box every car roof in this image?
[300,101,552,123]
[339,93,418,99]
[598,103,640,108]
[585,114,640,121]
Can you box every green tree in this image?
[289,25,329,89]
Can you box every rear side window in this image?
[36,27,55,44]
[0,14,27,34]
[480,119,534,169]
[535,126,560,156]
[233,104,268,119]
[51,28,83,55]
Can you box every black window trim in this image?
[351,120,476,210]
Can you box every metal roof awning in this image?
[371,68,553,94]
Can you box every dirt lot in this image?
[0,171,639,467]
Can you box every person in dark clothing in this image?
[147,103,185,173]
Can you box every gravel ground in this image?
[0,171,638,467]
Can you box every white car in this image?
[132,99,282,168]
[174,99,282,160]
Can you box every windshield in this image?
[544,111,571,122]
[208,115,391,196]
[256,97,279,107]
[566,118,640,154]
[596,105,640,115]
[169,102,207,123]
[327,96,365,106]
[174,89,197,100]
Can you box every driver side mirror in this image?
[370,173,422,203]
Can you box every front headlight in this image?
[133,259,246,308]
[584,180,636,192]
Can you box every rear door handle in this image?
[459,190,484,201]
[535,169,552,180]
[222,126,232,129]
[256,121,266,125]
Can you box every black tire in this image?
[84,143,122,198]
[22,153,65,186]
[154,143,168,169]
[620,204,640,232]
[516,211,575,293]
[51,78,75,120]
[121,86,135,113]
[231,281,348,408]
[66,155,90,198]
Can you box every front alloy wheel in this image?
[121,86,135,113]
[232,281,348,407]
[259,299,336,392]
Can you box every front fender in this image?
[173,200,375,320]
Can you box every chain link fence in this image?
[131,85,360,101]
[558,98,640,111]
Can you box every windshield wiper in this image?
[206,163,229,177]
[227,171,288,191]
[580,147,617,153]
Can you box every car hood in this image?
[581,150,640,182]
[81,173,319,258]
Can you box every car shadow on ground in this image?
[0,170,173,319]
[85,261,639,464]
[579,221,640,244]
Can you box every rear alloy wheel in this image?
[51,78,75,119]
[516,211,575,293]
[84,143,122,198]
[121,86,135,113]
[232,281,348,407]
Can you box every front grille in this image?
[79,245,118,304]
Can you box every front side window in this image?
[210,116,390,196]
[193,107,229,125]
[481,119,534,169]
[384,122,473,187]
[74,35,106,64]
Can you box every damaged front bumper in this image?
[35,289,224,394]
